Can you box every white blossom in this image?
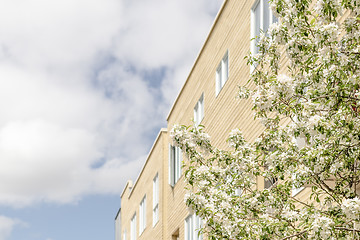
[342,198,360,221]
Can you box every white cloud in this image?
[0,64,157,206]
[0,216,23,240]
[0,0,222,207]
[113,0,220,69]
[0,119,99,205]
[91,156,146,194]
[0,0,122,72]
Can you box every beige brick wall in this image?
[165,0,267,239]
[167,0,264,147]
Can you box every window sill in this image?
[139,228,146,237]
[152,220,159,228]
[292,187,305,197]
[215,79,229,98]
[170,176,183,188]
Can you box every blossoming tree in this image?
[171,0,360,239]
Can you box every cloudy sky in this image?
[0,0,222,239]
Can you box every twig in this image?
[281,230,308,240]
[335,227,360,233]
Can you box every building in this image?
[114,0,299,239]
[118,129,168,240]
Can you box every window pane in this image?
[272,15,278,24]
[216,65,221,95]
[131,214,136,240]
[189,216,193,240]
[264,176,277,189]
[141,204,143,232]
[169,145,182,186]
[194,94,204,126]
[263,0,270,33]
[185,215,203,240]
[185,218,189,240]
[254,1,261,36]
[194,104,198,125]
[254,1,261,54]
[153,178,156,208]
[153,174,159,207]
[176,147,178,182]
[178,148,182,179]
[153,205,159,224]
[175,147,181,181]
[139,196,146,234]
[169,145,175,186]
[199,95,204,123]
[222,54,228,84]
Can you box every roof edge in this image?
[115,207,121,220]
[166,0,228,122]
[120,180,133,198]
[128,128,167,199]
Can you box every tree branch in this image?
[335,227,360,233]
[281,230,308,240]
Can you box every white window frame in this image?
[264,176,278,189]
[292,175,305,196]
[153,173,159,226]
[194,94,204,126]
[139,195,146,235]
[292,136,306,196]
[185,214,202,240]
[215,51,229,96]
[130,213,136,240]
[123,229,127,240]
[251,0,277,72]
[264,154,278,189]
[169,145,182,187]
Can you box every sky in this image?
[0,0,223,239]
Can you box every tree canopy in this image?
[171,0,360,239]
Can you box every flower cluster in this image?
[310,215,335,239]
[342,197,360,221]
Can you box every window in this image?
[264,161,278,189]
[194,94,204,126]
[139,196,146,235]
[153,173,159,226]
[235,188,242,196]
[185,214,202,240]
[115,213,121,240]
[292,137,306,196]
[123,229,127,240]
[264,176,278,189]
[251,0,277,55]
[131,213,136,240]
[292,175,305,196]
[216,51,229,96]
[169,145,182,186]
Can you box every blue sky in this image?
[0,0,222,239]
